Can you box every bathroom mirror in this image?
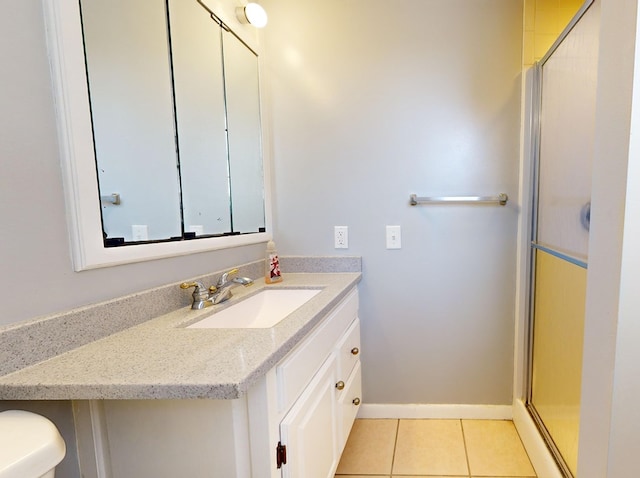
[44,0,269,270]
[171,0,232,237]
[82,0,265,243]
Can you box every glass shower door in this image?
[528,1,599,476]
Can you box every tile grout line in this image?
[460,419,472,478]
[389,418,400,477]
[511,421,539,478]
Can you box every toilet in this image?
[0,410,66,478]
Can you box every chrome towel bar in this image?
[410,193,508,206]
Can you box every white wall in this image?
[262,0,523,405]
[607,66,640,474]
[577,0,640,475]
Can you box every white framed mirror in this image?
[44,0,270,270]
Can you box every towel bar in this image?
[409,193,508,206]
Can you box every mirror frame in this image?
[44,0,272,270]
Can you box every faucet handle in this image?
[217,268,239,286]
[180,281,209,300]
[180,281,203,290]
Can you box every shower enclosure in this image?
[526,0,600,476]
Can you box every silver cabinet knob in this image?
[336,381,345,390]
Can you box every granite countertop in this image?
[0,273,360,400]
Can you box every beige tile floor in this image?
[335,419,536,478]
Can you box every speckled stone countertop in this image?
[0,272,360,400]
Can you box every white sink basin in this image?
[186,289,322,329]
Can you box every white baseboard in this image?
[357,403,513,420]
[512,399,563,478]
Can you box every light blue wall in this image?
[262,0,523,404]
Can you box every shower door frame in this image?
[524,1,596,476]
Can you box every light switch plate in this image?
[386,225,401,249]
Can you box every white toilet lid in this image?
[0,410,66,478]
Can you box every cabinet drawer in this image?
[277,289,358,414]
[337,360,362,451]
[336,318,360,381]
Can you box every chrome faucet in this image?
[180,281,216,310]
[211,268,253,304]
[180,269,253,309]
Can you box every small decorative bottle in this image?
[265,240,283,283]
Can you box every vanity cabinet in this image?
[273,289,361,478]
[80,288,361,478]
[279,354,339,477]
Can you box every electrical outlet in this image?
[334,226,348,249]
[386,225,401,249]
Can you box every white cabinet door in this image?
[279,354,338,478]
